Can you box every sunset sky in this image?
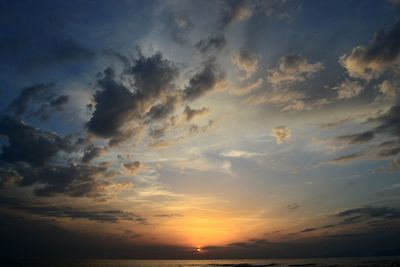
[1,0,400,259]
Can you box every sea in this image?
[2,257,400,267]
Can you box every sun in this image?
[195,247,202,253]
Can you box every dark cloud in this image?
[15,205,146,224]
[335,131,375,145]
[194,34,226,53]
[374,103,400,137]
[86,67,141,141]
[13,163,117,198]
[0,169,21,189]
[149,128,165,139]
[81,145,108,163]
[378,146,400,157]
[301,227,317,233]
[287,203,299,210]
[0,116,71,166]
[7,83,70,121]
[183,105,209,121]
[183,59,225,101]
[7,83,54,116]
[340,20,400,79]
[87,52,178,144]
[121,161,141,176]
[336,206,400,221]
[33,95,70,121]
[296,206,400,237]
[145,95,179,122]
[331,152,364,164]
[129,52,179,98]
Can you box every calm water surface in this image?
[3,257,400,267]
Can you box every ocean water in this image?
[2,257,400,267]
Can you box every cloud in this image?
[280,98,330,112]
[33,95,70,121]
[182,59,225,101]
[377,80,397,98]
[337,206,400,221]
[145,95,180,122]
[167,14,193,44]
[219,0,254,28]
[246,88,305,106]
[373,158,400,173]
[245,89,331,112]
[218,0,295,29]
[81,145,108,163]
[373,102,400,136]
[149,126,167,139]
[230,78,263,96]
[1,200,146,224]
[330,153,364,164]
[333,79,364,99]
[287,203,299,210]
[231,50,259,79]
[271,126,291,144]
[246,54,326,111]
[7,83,54,116]
[340,21,400,79]
[87,52,178,144]
[335,131,375,145]
[187,120,214,136]
[0,169,21,189]
[0,116,72,166]
[194,34,226,53]
[267,54,323,87]
[7,83,69,121]
[220,150,262,158]
[147,139,172,149]
[121,161,142,176]
[301,227,317,233]
[378,146,400,157]
[24,206,145,224]
[183,105,209,121]
[13,163,120,198]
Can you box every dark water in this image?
[2,257,400,267]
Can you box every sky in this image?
[1,0,400,260]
